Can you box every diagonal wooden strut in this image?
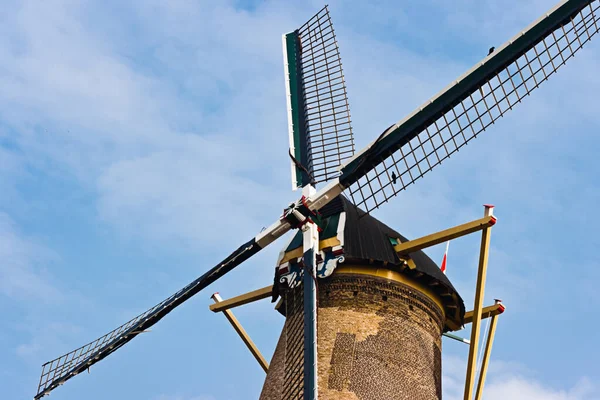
[474,299,503,400]
[211,293,269,373]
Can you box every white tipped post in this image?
[463,205,495,400]
[474,299,503,400]
[302,184,319,400]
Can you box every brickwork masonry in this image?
[260,270,444,400]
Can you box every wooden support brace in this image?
[211,293,269,373]
[463,205,495,400]
[474,300,503,400]
[393,215,496,255]
[463,303,505,325]
[209,286,273,313]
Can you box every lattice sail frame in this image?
[36,239,259,399]
[341,0,600,213]
[283,6,355,189]
[38,307,154,394]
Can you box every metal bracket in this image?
[443,332,470,345]
[282,195,323,232]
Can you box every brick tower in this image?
[260,196,464,400]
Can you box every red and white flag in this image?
[440,241,450,274]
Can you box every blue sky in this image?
[1,1,599,399]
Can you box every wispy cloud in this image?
[0,212,61,301]
[15,322,83,360]
[0,0,599,399]
[443,356,599,400]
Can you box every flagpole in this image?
[441,241,450,274]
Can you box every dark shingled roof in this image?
[320,196,458,291]
[319,195,465,328]
[279,195,465,329]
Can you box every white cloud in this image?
[0,0,304,250]
[15,321,83,361]
[0,212,84,366]
[484,377,597,400]
[96,134,287,248]
[0,212,61,301]
[1,0,598,256]
[0,1,599,399]
[443,356,599,400]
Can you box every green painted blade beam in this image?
[283,31,310,190]
[282,6,355,189]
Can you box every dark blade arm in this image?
[35,219,290,399]
[339,0,599,213]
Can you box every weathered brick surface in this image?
[260,287,305,400]
[260,271,444,400]
[258,325,286,400]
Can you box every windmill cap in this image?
[276,195,466,330]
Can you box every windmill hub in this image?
[282,195,323,232]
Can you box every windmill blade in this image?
[35,218,291,399]
[283,5,355,189]
[339,0,599,213]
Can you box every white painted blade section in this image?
[305,178,345,211]
[282,33,300,191]
[256,218,292,248]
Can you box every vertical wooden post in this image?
[463,205,495,400]
[474,300,502,400]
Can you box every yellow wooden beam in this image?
[279,237,341,265]
[463,205,495,400]
[463,303,505,325]
[474,301,502,400]
[393,215,496,255]
[211,293,269,373]
[209,286,273,313]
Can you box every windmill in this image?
[35,1,599,399]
